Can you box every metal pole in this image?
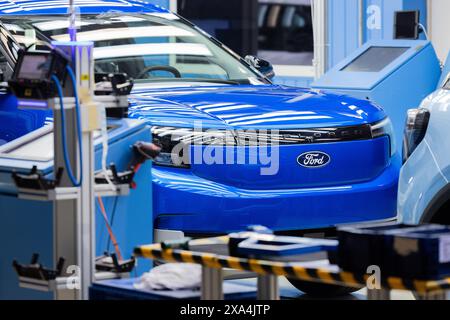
[76,43,96,300]
[52,42,96,300]
[416,291,447,300]
[201,267,224,300]
[169,0,177,12]
[69,0,77,41]
[312,0,328,79]
[257,275,279,300]
[366,288,391,300]
[78,130,95,299]
[53,102,80,300]
[359,0,364,47]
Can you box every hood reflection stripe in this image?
[228,115,332,126]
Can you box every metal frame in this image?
[312,0,328,79]
[200,267,279,300]
[201,267,224,300]
[257,274,279,300]
[198,268,448,301]
[135,242,450,301]
[367,288,391,300]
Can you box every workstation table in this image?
[134,237,450,300]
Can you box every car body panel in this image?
[188,137,391,190]
[153,154,399,233]
[398,89,450,224]
[130,85,386,129]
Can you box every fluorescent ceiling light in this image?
[94,43,212,59]
[147,13,180,20]
[3,1,133,13]
[4,24,24,32]
[109,16,146,22]
[33,20,95,31]
[52,26,194,42]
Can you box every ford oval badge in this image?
[297,151,331,168]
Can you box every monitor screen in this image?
[17,54,51,80]
[395,11,419,39]
[341,46,409,72]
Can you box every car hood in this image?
[128,84,386,129]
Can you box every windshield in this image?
[1,12,268,85]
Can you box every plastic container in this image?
[387,227,450,279]
[336,223,447,276]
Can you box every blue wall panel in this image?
[363,0,403,41]
[327,0,361,70]
[147,0,169,9]
[273,76,313,88]
[327,0,427,71]
[403,0,427,36]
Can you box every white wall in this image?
[429,0,450,62]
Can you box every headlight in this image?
[402,108,430,163]
[371,117,396,157]
[151,126,235,168]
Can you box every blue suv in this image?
[398,70,450,226]
[0,1,399,239]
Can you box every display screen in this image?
[341,46,409,72]
[395,11,419,39]
[17,54,51,80]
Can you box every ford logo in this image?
[297,151,331,168]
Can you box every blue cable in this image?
[51,67,83,187]
[65,66,84,186]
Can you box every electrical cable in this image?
[99,105,116,191]
[106,196,119,253]
[97,196,123,261]
[51,71,83,187]
[418,23,429,40]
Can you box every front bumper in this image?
[153,156,400,234]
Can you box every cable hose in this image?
[51,70,83,187]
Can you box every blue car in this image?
[0,1,399,240]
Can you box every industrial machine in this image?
[0,119,154,299]
[312,39,441,150]
[0,7,158,299]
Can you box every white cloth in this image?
[134,263,201,291]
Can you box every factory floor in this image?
[228,277,416,300]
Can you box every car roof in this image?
[0,0,169,15]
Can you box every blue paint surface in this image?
[398,87,450,224]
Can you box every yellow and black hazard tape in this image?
[134,244,450,294]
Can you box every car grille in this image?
[151,124,373,146]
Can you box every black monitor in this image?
[394,10,420,40]
[9,49,68,99]
[17,53,51,81]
